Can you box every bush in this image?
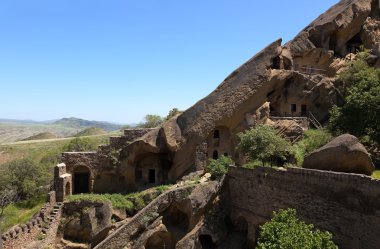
[257,208,338,249]
[4,159,50,199]
[205,156,234,179]
[292,129,332,166]
[63,137,98,152]
[237,125,290,166]
[328,56,380,144]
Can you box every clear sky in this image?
[0,0,339,124]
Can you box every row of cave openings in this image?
[145,206,250,249]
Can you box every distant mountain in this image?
[53,117,122,132]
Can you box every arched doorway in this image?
[65,182,71,196]
[73,166,90,194]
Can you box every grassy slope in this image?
[21,132,58,141]
[0,123,81,144]
[75,127,107,137]
[0,133,120,167]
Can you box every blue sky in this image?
[0,0,339,124]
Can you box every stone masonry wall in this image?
[228,166,380,249]
[2,191,61,249]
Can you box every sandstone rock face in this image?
[303,134,375,175]
[61,200,113,247]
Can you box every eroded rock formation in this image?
[303,134,375,175]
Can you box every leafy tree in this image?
[292,129,332,166]
[328,57,380,144]
[166,108,182,121]
[237,125,290,166]
[64,137,98,152]
[138,114,164,128]
[257,208,338,249]
[4,159,49,199]
[0,187,18,218]
[205,156,234,179]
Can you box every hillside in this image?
[53,118,122,131]
[74,127,107,137]
[21,132,58,141]
[0,118,125,144]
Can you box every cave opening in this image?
[199,234,217,249]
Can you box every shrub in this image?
[292,129,332,166]
[257,208,337,249]
[205,156,234,179]
[63,137,98,152]
[328,56,380,144]
[237,125,290,166]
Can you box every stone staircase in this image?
[41,202,63,235]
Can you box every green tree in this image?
[138,114,164,128]
[205,156,234,179]
[4,159,50,199]
[166,108,182,121]
[292,129,332,166]
[237,125,290,166]
[257,208,337,249]
[64,137,98,152]
[328,57,380,144]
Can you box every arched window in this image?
[213,130,220,139]
[213,150,219,160]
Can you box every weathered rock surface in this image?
[60,200,113,247]
[303,134,375,175]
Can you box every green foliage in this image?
[257,208,338,249]
[3,159,50,199]
[63,137,99,152]
[292,129,332,166]
[372,170,380,179]
[67,193,134,210]
[166,108,182,121]
[0,194,45,231]
[138,114,164,128]
[205,156,234,179]
[237,125,290,166]
[329,57,380,144]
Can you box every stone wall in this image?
[228,166,380,249]
[94,185,195,249]
[2,191,62,249]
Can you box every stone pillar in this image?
[195,142,208,171]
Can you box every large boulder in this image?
[303,134,375,175]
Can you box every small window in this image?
[213,130,220,139]
[136,170,143,180]
[291,104,297,113]
[213,150,219,160]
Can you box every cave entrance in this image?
[161,205,189,244]
[145,231,175,249]
[149,169,156,184]
[73,166,90,194]
[199,234,217,249]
